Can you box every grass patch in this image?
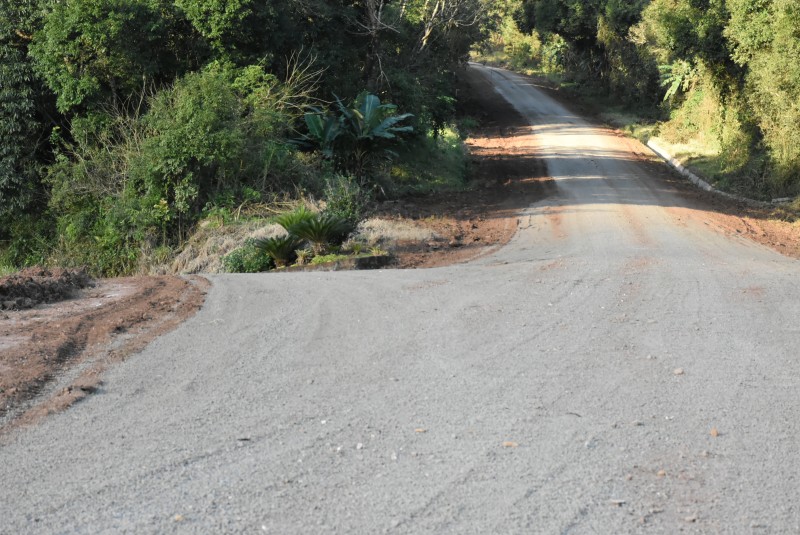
[391,126,469,195]
[0,264,18,277]
[309,253,349,265]
[170,219,285,274]
[651,136,775,200]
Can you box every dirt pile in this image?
[0,267,94,311]
[1,276,208,432]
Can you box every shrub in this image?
[222,239,273,273]
[0,213,53,269]
[322,173,370,225]
[138,66,247,230]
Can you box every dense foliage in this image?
[6,0,795,274]
[1,0,491,274]
[503,0,800,198]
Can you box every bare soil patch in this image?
[0,267,93,311]
[607,129,800,258]
[1,275,207,434]
[670,188,800,259]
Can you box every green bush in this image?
[0,213,54,269]
[222,239,273,273]
[41,63,311,275]
[322,174,370,225]
[138,66,247,225]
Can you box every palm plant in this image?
[335,92,414,143]
[254,235,303,267]
[274,206,316,234]
[290,214,354,255]
[335,92,414,180]
[299,92,413,182]
[303,112,341,158]
[294,248,312,266]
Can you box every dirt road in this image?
[2,64,799,533]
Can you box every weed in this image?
[310,253,349,265]
[294,248,312,266]
[343,239,366,255]
[323,173,370,225]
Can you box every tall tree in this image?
[0,0,51,227]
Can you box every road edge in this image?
[647,139,788,209]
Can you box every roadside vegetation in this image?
[474,0,800,206]
[5,1,799,276]
[1,0,490,275]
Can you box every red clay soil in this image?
[1,275,208,434]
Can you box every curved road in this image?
[2,65,799,533]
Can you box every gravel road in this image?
[2,64,799,534]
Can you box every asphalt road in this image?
[2,64,799,534]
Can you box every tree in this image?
[514,0,657,103]
[727,0,800,186]
[29,0,200,113]
[0,0,50,226]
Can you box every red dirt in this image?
[1,275,208,433]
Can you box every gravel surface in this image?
[2,64,799,533]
